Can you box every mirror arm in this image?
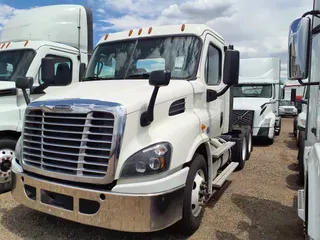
[298,79,320,86]
[32,79,54,94]
[217,85,230,97]
[140,87,159,127]
[22,89,30,105]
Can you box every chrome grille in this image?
[232,110,254,127]
[22,109,115,178]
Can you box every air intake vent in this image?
[169,99,185,116]
[0,88,16,97]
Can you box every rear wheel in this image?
[232,132,247,170]
[243,126,252,160]
[179,154,208,235]
[0,138,16,193]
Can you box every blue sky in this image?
[0,0,313,80]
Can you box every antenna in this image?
[77,8,81,61]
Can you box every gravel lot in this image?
[0,118,303,240]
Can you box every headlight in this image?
[15,136,23,166]
[261,118,271,128]
[120,142,172,178]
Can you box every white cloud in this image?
[93,0,312,80]
[0,4,27,32]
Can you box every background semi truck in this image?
[3,24,252,234]
[0,4,93,192]
[279,81,303,117]
[287,1,320,239]
[232,58,282,144]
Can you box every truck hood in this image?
[0,81,15,90]
[36,80,194,114]
[233,97,273,111]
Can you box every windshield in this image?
[0,50,36,81]
[233,84,273,98]
[83,35,202,81]
[280,100,295,106]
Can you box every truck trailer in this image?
[1,24,252,234]
[0,4,93,193]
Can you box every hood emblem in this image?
[54,104,72,110]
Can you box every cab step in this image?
[297,189,305,221]
[212,162,239,188]
[210,141,235,158]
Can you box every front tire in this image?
[0,138,16,193]
[243,126,252,160]
[179,154,208,235]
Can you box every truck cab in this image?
[232,58,281,144]
[3,23,252,235]
[287,1,320,239]
[0,4,93,190]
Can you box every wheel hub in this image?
[191,169,205,217]
[0,148,15,183]
[242,137,247,161]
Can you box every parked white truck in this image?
[287,1,320,239]
[2,24,253,234]
[232,58,282,144]
[0,4,93,192]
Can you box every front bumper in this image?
[11,165,185,232]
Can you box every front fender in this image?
[114,109,202,179]
[0,105,21,132]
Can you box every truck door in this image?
[202,34,225,137]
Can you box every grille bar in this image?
[23,109,115,178]
[232,110,255,127]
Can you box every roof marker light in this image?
[138,28,143,35]
[24,40,29,47]
[181,24,186,31]
[0,43,5,49]
[148,27,152,34]
[128,29,133,36]
[104,34,109,40]
[5,42,10,48]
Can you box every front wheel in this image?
[0,138,16,193]
[178,154,208,235]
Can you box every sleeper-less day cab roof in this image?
[238,58,281,84]
[97,24,225,45]
[0,4,93,54]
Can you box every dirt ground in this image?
[0,117,303,240]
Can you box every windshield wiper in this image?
[82,76,104,81]
[127,72,150,79]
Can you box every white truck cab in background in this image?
[287,0,320,239]
[4,24,253,235]
[0,4,93,191]
[232,58,282,144]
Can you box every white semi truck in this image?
[232,58,282,144]
[2,24,252,234]
[287,1,320,239]
[0,5,93,192]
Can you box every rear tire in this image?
[178,154,208,235]
[232,132,246,170]
[243,126,252,160]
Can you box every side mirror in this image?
[15,77,33,105]
[291,89,297,102]
[140,70,171,127]
[149,70,171,87]
[288,17,311,80]
[223,49,240,85]
[16,77,33,90]
[79,63,86,81]
[41,57,55,84]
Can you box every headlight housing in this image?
[15,136,23,166]
[261,118,271,128]
[120,142,172,178]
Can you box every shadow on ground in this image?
[215,194,303,240]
